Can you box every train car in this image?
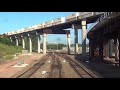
[53,17,65,25]
[77,12,94,19]
[66,12,79,22]
[44,20,53,27]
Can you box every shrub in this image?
[0,36,15,46]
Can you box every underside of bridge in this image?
[7,13,103,56]
[87,12,120,66]
[8,29,71,54]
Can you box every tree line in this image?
[0,36,15,46]
[0,34,89,51]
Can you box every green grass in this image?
[0,43,23,61]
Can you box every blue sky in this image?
[0,12,92,44]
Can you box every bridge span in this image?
[5,12,103,55]
[87,12,120,66]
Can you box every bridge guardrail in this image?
[87,12,113,33]
[7,12,114,36]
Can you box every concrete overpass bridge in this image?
[5,12,104,55]
[87,12,120,65]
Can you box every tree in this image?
[0,36,15,46]
[46,43,67,50]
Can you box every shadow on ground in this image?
[73,53,120,78]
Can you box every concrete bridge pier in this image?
[10,37,13,42]
[74,29,78,55]
[43,33,46,54]
[36,32,40,53]
[67,33,71,55]
[72,24,80,55]
[118,37,120,66]
[89,39,94,60]
[28,34,32,53]
[109,40,113,58]
[21,35,25,49]
[99,41,103,61]
[81,20,87,56]
[15,36,19,46]
[114,38,119,61]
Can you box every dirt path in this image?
[0,53,44,78]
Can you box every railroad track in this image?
[16,53,51,78]
[59,53,99,78]
[49,53,63,78]
[15,51,99,78]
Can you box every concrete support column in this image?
[114,38,119,61]
[74,29,78,55]
[99,42,103,61]
[29,36,32,53]
[72,24,80,55]
[89,39,95,61]
[109,40,113,57]
[103,42,109,58]
[89,40,92,60]
[37,35,40,53]
[89,39,92,60]
[15,36,18,46]
[43,33,46,54]
[81,20,87,56]
[10,37,12,42]
[67,34,71,55]
[22,37,25,49]
[118,37,120,66]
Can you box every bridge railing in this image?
[87,12,113,32]
[7,12,114,36]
